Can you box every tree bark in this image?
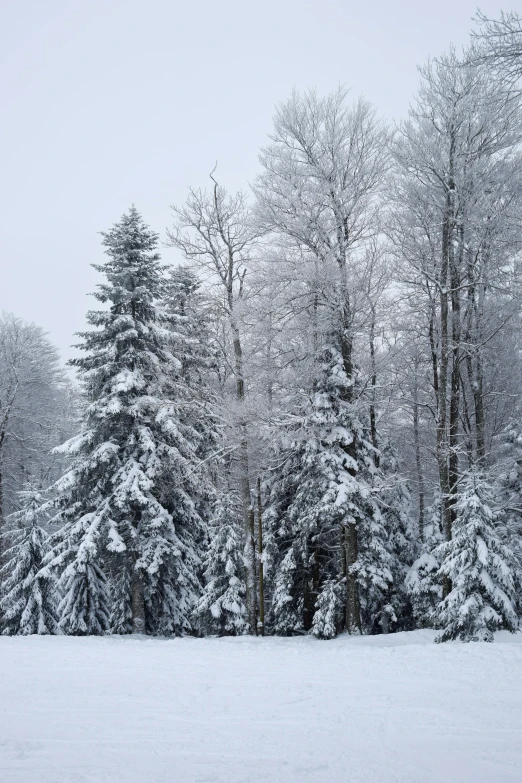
[448,221,462,542]
[230,306,256,633]
[369,307,380,467]
[437,174,455,598]
[131,565,145,634]
[412,369,425,541]
[345,522,362,634]
[257,477,265,636]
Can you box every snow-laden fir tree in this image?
[311,579,345,640]
[266,345,393,638]
[435,472,519,642]
[496,423,522,583]
[145,265,219,636]
[55,527,110,636]
[405,497,444,629]
[163,264,219,518]
[164,266,215,392]
[269,545,302,634]
[196,491,248,635]
[0,487,59,635]
[108,555,133,634]
[372,444,418,633]
[264,435,312,635]
[44,207,213,635]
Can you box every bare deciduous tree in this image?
[168,176,261,632]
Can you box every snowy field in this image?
[1,631,521,783]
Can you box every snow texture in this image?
[1,630,521,782]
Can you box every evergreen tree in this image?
[373,445,418,633]
[405,530,442,628]
[266,346,393,637]
[435,472,519,642]
[196,491,248,635]
[46,207,212,635]
[270,546,303,635]
[405,503,443,629]
[108,554,133,634]
[497,422,522,579]
[164,266,215,392]
[264,435,311,635]
[0,488,59,635]
[311,579,345,639]
[56,523,111,636]
[163,264,219,526]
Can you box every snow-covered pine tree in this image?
[372,444,419,633]
[0,487,59,635]
[311,579,345,639]
[263,434,312,635]
[145,266,219,637]
[266,345,393,638]
[435,472,519,642]
[55,525,111,636]
[269,546,303,634]
[496,423,522,579]
[45,207,212,635]
[405,498,443,629]
[164,266,214,391]
[163,264,219,520]
[108,555,133,634]
[196,491,248,635]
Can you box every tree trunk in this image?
[336,242,362,633]
[437,175,455,597]
[131,565,145,634]
[231,315,256,634]
[412,369,425,541]
[239,434,256,633]
[257,477,265,636]
[345,523,362,634]
[369,308,380,467]
[448,222,462,543]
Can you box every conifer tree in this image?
[267,346,393,637]
[0,487,59,635]
[497,423,522,579]
[163,264,219,521]
[108,555,133,634]
[56,524,110,636]
[406,505,443,629]
[264,435,311,635]
[165,266,214,391]
[435,472,519,642]
[269,546,303,634]
[372,445,418,632]
[196,491,248,635]
[45,207,212,635]
[311,580,345,640]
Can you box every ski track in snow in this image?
[1,630,521,783]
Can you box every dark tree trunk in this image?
[345,523,362,634]
[369,309,380,467]
[131,565,145,634]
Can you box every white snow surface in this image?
[1,630,522,782]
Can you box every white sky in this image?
[0,0,511,361]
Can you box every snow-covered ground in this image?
[1,630,521,783]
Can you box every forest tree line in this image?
[2,12,522,642]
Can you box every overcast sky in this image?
[0,0,511,361]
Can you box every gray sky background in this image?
[0,0,511,362]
